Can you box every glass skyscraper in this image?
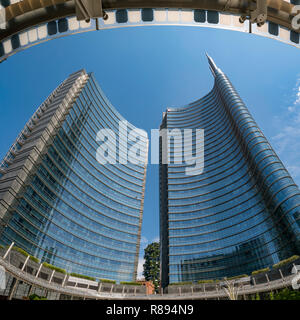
[0,70,148,282]
[159,56,300,287]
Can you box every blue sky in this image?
[0,26,300,277]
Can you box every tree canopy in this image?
[143,242,160,292]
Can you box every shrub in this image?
[11,247,39,263]
[69,273,96,281]
[251,268,270,275]
[42,262,66,274]
[226,274,248,280]
[197,280,215,284]
[273,288,300,300]
[100,279,116,284]
[120,281,142,286]
[169,282,193,286]
[10,246,40,264]
[29,294,47,300]
[12,247,29,257]
[273,255,300,269]
[29,256,40,264]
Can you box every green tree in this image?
[29,294,47,300]
[273,288,300,300]
[143,242,160,292]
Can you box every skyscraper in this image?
[159,56,300,287]
[0,70,148,282]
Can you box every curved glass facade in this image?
[160,56,300,287]
[0,70,148,282]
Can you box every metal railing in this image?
[0,242,298,300]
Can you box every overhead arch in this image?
[0,0,299,62]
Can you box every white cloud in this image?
[137,257,145,279]
[139,236,159,255]
[152,236,159,243]
[271,74,300,184]
[294,85,300,106]
[287,165,300,180]
[140,236,149,246]
[139,236,149,256]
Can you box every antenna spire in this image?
[206,53,222,77]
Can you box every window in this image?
[39,272,49,280]
[207,11,219,24]
[116,10,128,23]
[194,10,206,23]
[268,22,279,36]
[294,211,300,228]
[11,34,20,49]
[0,42,4,57]
[290,31,300,44]
[47,21,57,36]
[142,8,153,22]
[58,19,68,33]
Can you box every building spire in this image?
[206,53,222,77]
